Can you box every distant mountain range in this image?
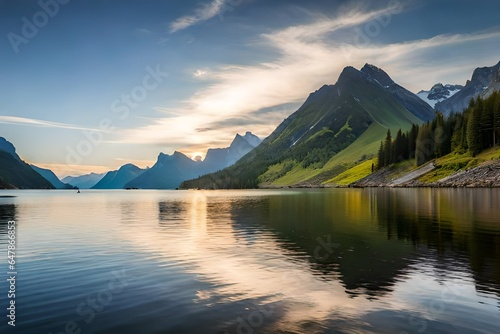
[125,132,261,189]
[417,83,463,108]
[125,151,202,189]
[58,131,261,190]
[61,173,106,189]
[432,61,500,115]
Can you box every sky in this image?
[1,0,500,177]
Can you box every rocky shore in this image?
[352,160,500,188]
[259,158,500,189]
[404,161,500,187]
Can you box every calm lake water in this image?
[0,189,499,334]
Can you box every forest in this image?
[378,91,500,168]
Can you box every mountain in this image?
[91,164,146,189]
[417,83,463,108]
[62,172,106,189]
[125,151,203,189]
[360,64,436,121]
[181,64,428,189]
[203,132,262,170]
[31,165,74,189]
[435,61,500,115]
[202,148,230,171]
[1,137,74,189]
[124,132,261,189]
[0,137,54,189]
[0,137,21,161]
[242,131,261,148]
[226,133,259,166]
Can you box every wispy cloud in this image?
[170,0,227,33]
[122,6,500,157]
[193,69,208,78]
[133,28,152,37]
[0,116,105,132]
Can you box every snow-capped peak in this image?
[417,83,463,108]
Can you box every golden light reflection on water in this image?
[117,190,371,330]
[113,189,500,332]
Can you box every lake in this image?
[0,189,499,334]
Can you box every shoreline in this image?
[259,184,500,189]
[259,159,500,189]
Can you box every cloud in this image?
[196,127,213,133]
[193,69,208,78]
[339,28,500,89]
[200,104,301,130]
[120,6,500,157]
[133,28,152,37]
[170,0,227,33]
[0,116,105,132]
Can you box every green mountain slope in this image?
[181,65,428,189]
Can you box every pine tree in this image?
[394,129,403,162]
[481,95,495,148]
[384,130,392,165]
[461,113,469,150]
[467,97,483,156]
[451,113,464,151]
[408,124,419,159]
[468,96,476,109]
[377,142,385,169]
[492,91,500,146]
[433,113,447,158]
[416,123,433,166]
[401,131,409,160]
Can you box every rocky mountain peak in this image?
[361,63,394,87]
[435,60,500,115]
[0,137,21,161]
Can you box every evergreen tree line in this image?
[378,91,500,169]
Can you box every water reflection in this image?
[116,189,500,332]
[7,189,493,333]
[0,199,16,236]
[120,192,356,332]
[241,190,416,298]
[159,201,187,222]
[374,189,500,301]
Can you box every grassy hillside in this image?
[266,91,423,186]
[325,159,376,186]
